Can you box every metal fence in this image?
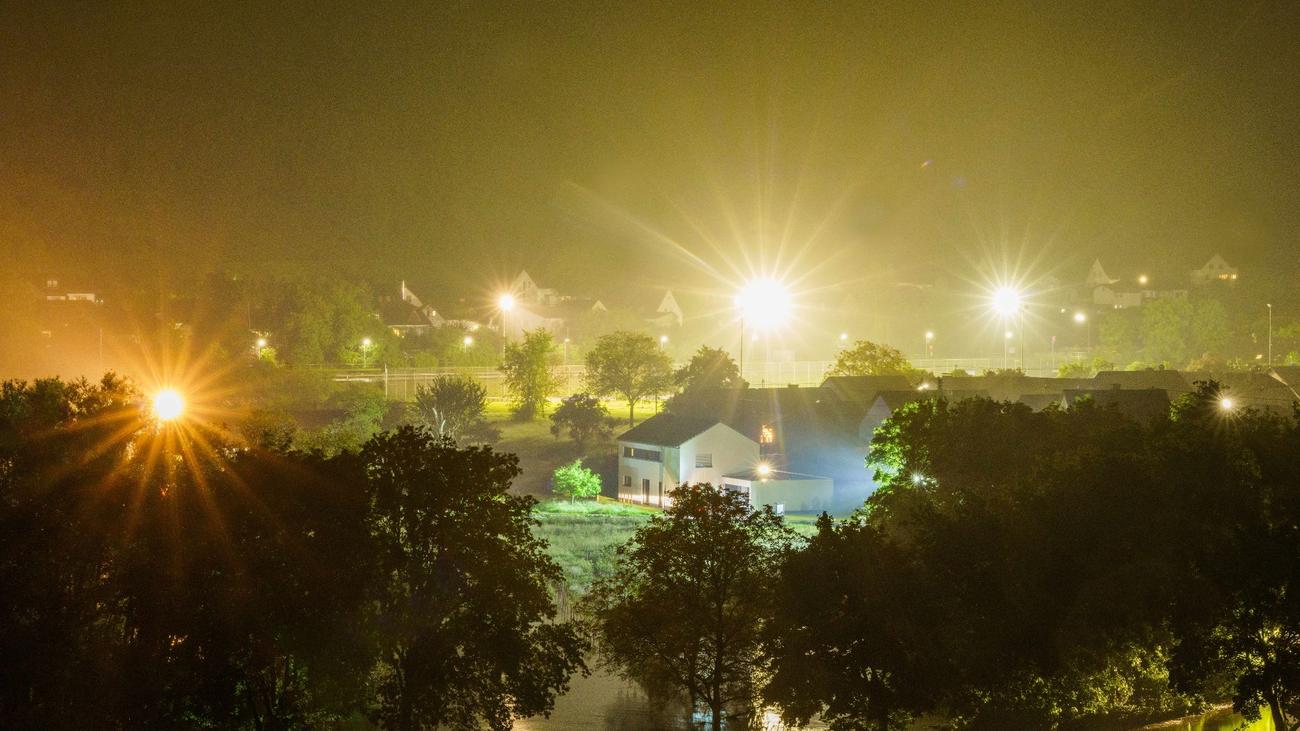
[326,354,1081,401]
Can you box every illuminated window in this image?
[760,424,776,444]
[695,453,713,468]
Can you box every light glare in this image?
[153,389,185,421]
[735,278,792,331]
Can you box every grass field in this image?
[531,499,831,598]
[487,399,660,496]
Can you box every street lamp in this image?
[659,334,669,347]
[152,389,185,422]
[1073,311,1092,349]
[1219,397,1235,412]
[255,337,268,349]
[462,335,473,349]
[756,462,772,478]
[361,337,373,368]
[1267,303,1273,367]
[496,294,516,354]
[991,287,1025,370]
[1138,274,1149,286]
[924,330,934,358]
[735,277,792,378]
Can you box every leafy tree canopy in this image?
[827,340,919,379]
[584,331,674,426]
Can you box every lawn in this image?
[487,398,660,496]
[531,499,654,597]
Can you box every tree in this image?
[500,329,562,419]
[585,483,797,731]
[551,459,601,501]
[584,330,674,427]
[767,397,1198,729]
[549,393,611,450]
[413,375,498,443]
[674,346,746,392]
[1057,356,1115,378]
[826,340,918,378]
[363,428,586,730]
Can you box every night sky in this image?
[2,2,1298,299]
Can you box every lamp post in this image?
[360,337,373,368]
[1267,303,1273,367]
[992,287,1023,370]
[924,330,934,359]
[734,278,792,384]
[497,294,515,355]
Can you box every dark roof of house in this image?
[618,413,724,447]
[820,375,915,405]
[1017,393,1064,411]
[378,297,434,328]
[1064,388,1171,423]
[1092,369,1191,392]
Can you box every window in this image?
[624,447,662,462]
[623,474,631,487]
[760,424,776,444]
[695,453,713,468]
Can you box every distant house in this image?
[721,468,833,514]
[379,281,445,337]
[644,290,684,329]
[1084,259,1120,289]
[1063,387,1171,423]
[495,270,605,340]
[1190,255,1238,285]
[616,414,758,507]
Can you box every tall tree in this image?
[500,329,561,419]
[362,427,586,730]
[584,330,674,427]
[585,483,797,730]
[548,393,611,450]
[826,340,919,378]
[413,375,498,443]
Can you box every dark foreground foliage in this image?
[0,376,584,731]
[765,383,1300,730]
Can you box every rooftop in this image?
[617,413,726,447]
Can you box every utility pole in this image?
[1267,303,1273,367]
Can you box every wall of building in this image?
[676,424,759,490]
[750,477,834,513]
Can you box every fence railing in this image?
[325,354,1084,401]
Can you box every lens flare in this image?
[152,389,185,421]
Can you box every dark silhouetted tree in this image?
[362,427,586,730]
[585,483,796,731]
[548,393,610,450]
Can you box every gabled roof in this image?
[1093,369,1191,393]
[1064,388,1171,423]
[1085,259,1119,287]
[618,414,729,447]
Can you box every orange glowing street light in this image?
[152,389,185,422]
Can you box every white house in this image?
[617,414,758,507]
[1190,255,1238,285]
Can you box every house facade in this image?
[616,414,758,507]
[1190,255,1238,285]
[721,468,834,514]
